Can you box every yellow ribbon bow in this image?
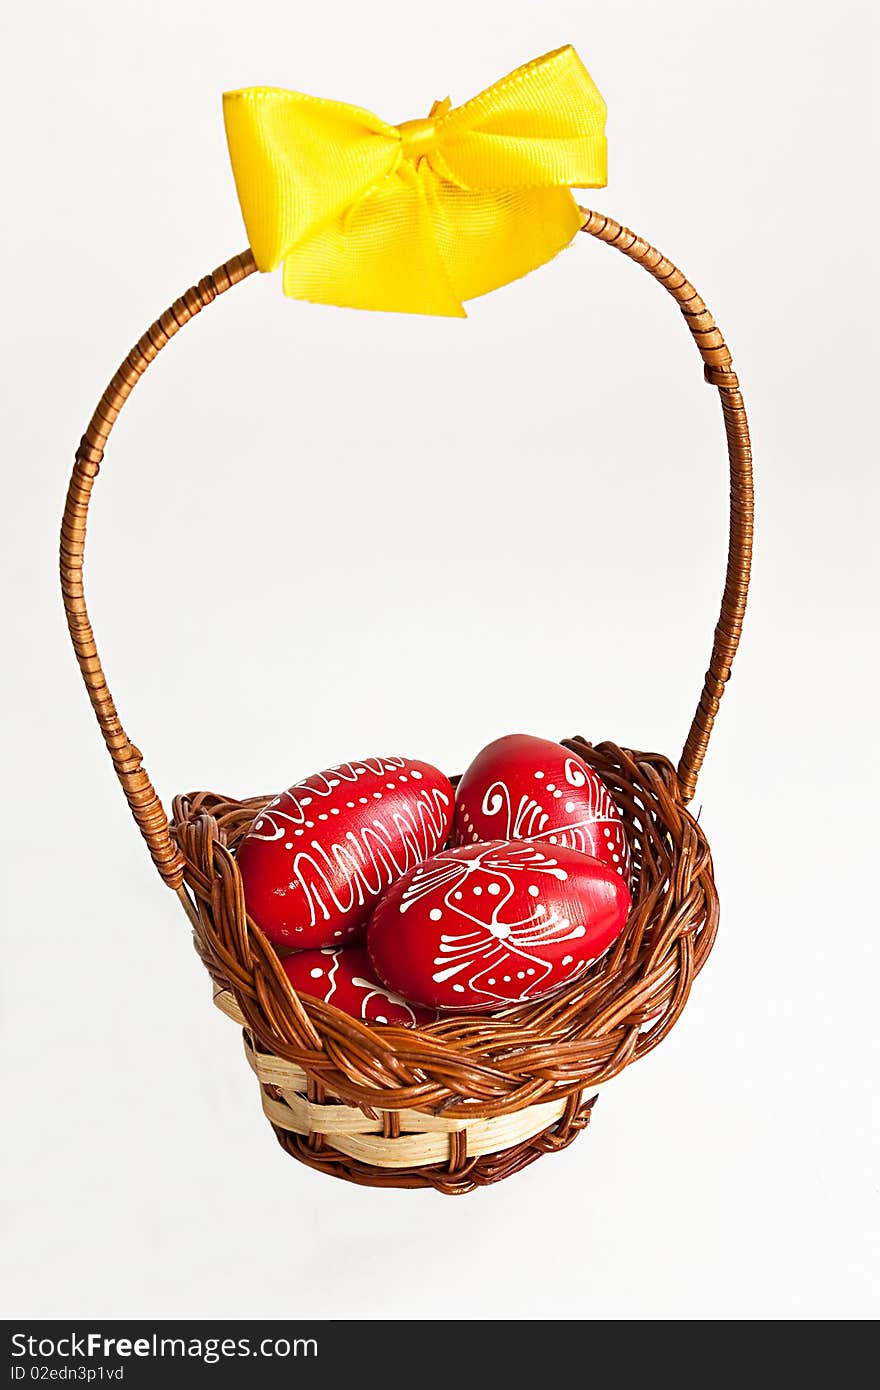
[223,46,607,316]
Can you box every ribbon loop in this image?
[223,46,607,315]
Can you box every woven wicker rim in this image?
[173,736,718,1108]
[60,208,753,1191]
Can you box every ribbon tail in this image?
[429,181,583,306]
[282,165,466,316]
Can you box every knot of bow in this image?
[223,46,607,316]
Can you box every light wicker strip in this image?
[215,987,598,1166]
[260,1091,577,1169]
[213,985,250,1028]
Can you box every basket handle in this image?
[60,212,752,893]
[60,252,257,892]
[577,210,753,802]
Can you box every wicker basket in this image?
[61,208,753,1193]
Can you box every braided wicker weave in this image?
[61,209,753,1193]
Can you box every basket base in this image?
[215,986,597,1193]
[268,1098,596,1194]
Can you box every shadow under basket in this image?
[61,210,752,1193]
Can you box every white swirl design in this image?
[463,768,630,877]
[564,757,588,788]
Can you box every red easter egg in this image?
[236,756,454,949]
[453,734,630,881]
[281,947,436,1027]
[367,839,631,1011]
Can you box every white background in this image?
[1,0,877,1320]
